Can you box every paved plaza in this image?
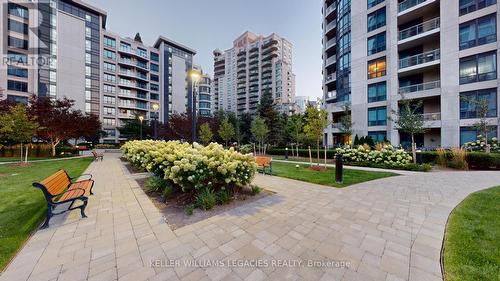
[1,153,499,281]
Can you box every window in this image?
[8,3,28,19]
[85,66,91,76]
[368,82,387,102]
[150,63,159,72]
[368,0,384,8]
[150,93,159,100]
[459,51,497,84]
[120,42,131,52]
[367,32,386,55]
[103,118,116,126]
[7,94,28,104]
[138,48,148,58]
[150,74,159,82]
[104,36,116,48]
[460,126,498,145]
[459,0,496,16]
[150,84,159,91]
[8,36,28,49]
[368,131,387,142]
[104,62,116,72]
[459,14,496,50]
[368,107,387,126]
[104,107,116,116]
[460,88,497,119]
[368,57,386,79]
[85,90,91,101]
[104,84,116,93]
[8,19,28,34]
[7,51,28,64]
[104,74,116,83]
[367,7,386,32]
[104,129,116,137]
[103,50,116,60]
[7,80,28,92]
[7,66,28,78]
[150,52,159,62]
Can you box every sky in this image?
[86,0,324,100]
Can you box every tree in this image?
[391,99,427,164]
[199,123,213,145]
[0,105,39,162]
[238,112,253,144]
[258,92,282,145]
[118,115,151,140]
[465,97,496,153]
[303,105,330,165]
[218,118,235,147]
[251,116,269,154]
[338,104,354,145]
[286,114,304,148]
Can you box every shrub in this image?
[184,205,194,216]
[162,186,176,199]
[335,145,413,167]
[217,189,232,205]
[196,188,217,210]
[436,147,447,167]
[240,144,253,154]
[463,135,499,152]
[449,148,468,170]
[419,150,500,170]
[250,185,261,195]
[144,175,168,193]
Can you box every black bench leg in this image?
[79,198,88,218]
[41,204,53,229]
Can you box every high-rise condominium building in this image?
[213,31,296,116]
[322,0,500,148]
[0,0,197,143]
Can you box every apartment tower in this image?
[323,0,500,148]
[213,31,296,116]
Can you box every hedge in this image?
[419,151,500,170]
[0,144,78,158]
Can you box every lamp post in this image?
[138,115,144,140]
[189,69,201,144]
[151,103,159,139]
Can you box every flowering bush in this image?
[121,140,257,193]
[334,144,413,167]
[463,135,499,152]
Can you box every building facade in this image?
[323,0,500,148]
[213,31,296,116]
[0,0,197,143]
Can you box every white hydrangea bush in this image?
[463,135,499,152]
[121,140,257,192]
[334,145,412,167]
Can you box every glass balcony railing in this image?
[399,18,440,41]
[325,4,336,15]
[420,112,441,121]
[325,38,336,49]
[398,80,440,94]
[326,20,337,31]
[326,56,336,66]
[399,49,440,69]
[399,0,427,13]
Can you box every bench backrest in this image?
[255,156,272,166]
[92,150,97,157]
[40,170,71,196]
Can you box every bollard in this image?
[416,150,423,164]
[285,147,289,159]
[335,154,343,183]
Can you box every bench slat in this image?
[41,170,71,195]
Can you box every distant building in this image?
[213,31,296,116]
[295,96,311,113]
[193,65,212,117]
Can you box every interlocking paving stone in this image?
[2,153,500,281]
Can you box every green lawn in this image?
[0,157,53,163]
[269,161,397,188]
[0,157,93,271]
[443,186,500,281]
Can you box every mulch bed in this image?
[120,158,145,174]
[135,177,273,230]
[7,163,32,168]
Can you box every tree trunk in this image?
[485,131,491,153]
[25,144,29,163]
[51,142,57,157]
[316,139,320,165]
[20,142,23,163]
[411,134,417,164]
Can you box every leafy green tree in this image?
[251,116,269,154]
[303,105,330,164]
[286,114,304,147]
[465,97,496,153]
[238,112,253,144]
[218,117,235,147]
[118,115,151,140]
[0,105,39,162]
[199,123,213,145]
[391,99,427,164]
[258,92,282,145]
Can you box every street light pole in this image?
[138,116,144,140]
[189,69,201,144]
[151,103,160,140]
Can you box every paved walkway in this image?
[1,153,499,281]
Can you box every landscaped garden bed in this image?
[121,140,264,220]
[0,157,93,271]
[271,161,398,188]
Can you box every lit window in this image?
[367,57,386,79]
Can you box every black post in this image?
[153,117,158,139]
[335,154,343,183]
[285,148,289,159]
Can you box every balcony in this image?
[326,20,337,32]
[325,91,337,102]
[325,56,336,67]
[398,80,440,94]
[325,3,336,17]
[420,112,441,121]
[460,71,497,84]
[399,49,440,69]
[399,0,428,13]
[325,74,336,84]
[325,38,336,50]
[399,17,440,41]
[118,47,149,60]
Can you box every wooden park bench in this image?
[33,170,94,228]
[255,156,273,175]
[92,150,103,161]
